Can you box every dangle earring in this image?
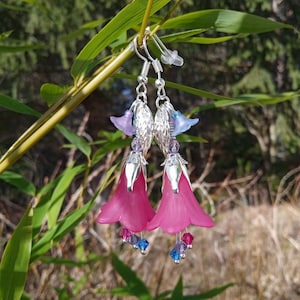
[145,35,215,263]
[96,37,155,255]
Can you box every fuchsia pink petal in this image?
[97,169,155,233]
[147,172,214,234]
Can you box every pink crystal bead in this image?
[119,228,132,242]
[181,232,194,248]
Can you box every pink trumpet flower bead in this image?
[147,172,214,234]
[97,169,155,233]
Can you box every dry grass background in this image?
[21,202,300,300]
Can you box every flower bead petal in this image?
[147,172,214,234]
[97,169,155,232]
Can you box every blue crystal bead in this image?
[170,248,181,264]
[135,238,149,254]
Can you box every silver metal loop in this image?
[155,95,170,108]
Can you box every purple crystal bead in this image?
[131,137,142,152]
[119,228,132,242]
[168,139,180,154]
[135,238,149,254]
[175,241,187,258]
[170,248,181,264]
[128,234,140,247]
[182,232,194,249]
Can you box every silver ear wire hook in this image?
[132,37,151,83]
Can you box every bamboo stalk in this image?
[0,46,133,174]
[138,0,154,45]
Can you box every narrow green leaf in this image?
[0,93,40,117]
[0,30,13,41]
[162,30,241,44]
[57,125,92,157]
[21,292,32,300]
[114,74,299,110]
[31,199,93,262]
[170,276,183,299]
[180,35,240,44]
[0,3,30,12]
[47,165,85,229]
[192,91,300,113]
[162,9,293,33]
[32,176,63,238]
[110,287,131,296]
[0,171,36,196]
[177,134,207,144]
[75,227,86,261]
[40,83,71,106]
[113,73,229,101]
[0,205,33,300]
[0,44,44,53]
[111,253,151,300]
[181,283,234,299]
[71,0,170,80]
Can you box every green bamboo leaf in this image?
[111,253,151,300]
[162,30,241,44]
[56,125,92,157]
[31,199,93,262]
[0,44,44,53]
[114,74,299,110]
[47,165,85,229]
[113,73,228,101]
[179,35,240,44]
[162,9,293,33]
[0,93,40,117]
[71,0,170,80]
[192,91,300,113]
[177,134,208,143]
[235,92,300,105]
[0,205,33,300]
[0,171,36,196]
[181,283,234,299]
[40,83,71,106]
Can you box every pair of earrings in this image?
[97,34,214,263]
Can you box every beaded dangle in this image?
[96,37,155,255]
[144,34,214,263]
